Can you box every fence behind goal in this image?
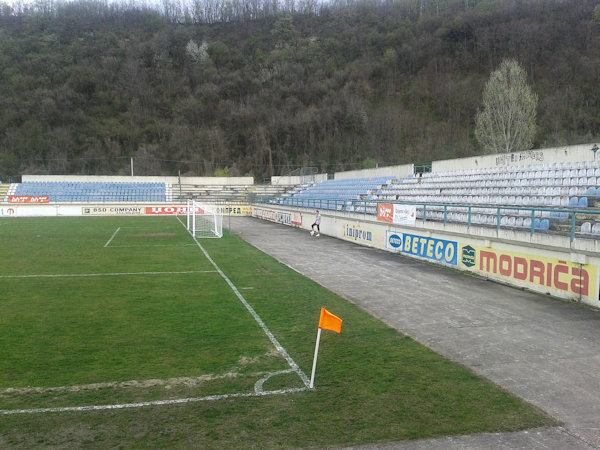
[186,200,223,238]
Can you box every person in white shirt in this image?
[311,210,321,236]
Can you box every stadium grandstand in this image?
[9,181,169,203]
[267,147,600,238]
[2,142,599,306]
[1,176,261,204]
[1,143,599,239]
[277,176,396,214]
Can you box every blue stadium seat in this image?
[14,181,167,202]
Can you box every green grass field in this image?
[0,216,557,447]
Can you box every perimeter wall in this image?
[252,205,600,309]
[0,203,252,217]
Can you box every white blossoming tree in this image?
[475,59,538,154]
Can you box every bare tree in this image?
[475,59,538,153]
[475,59,538,154]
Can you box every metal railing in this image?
[256,196,600,242]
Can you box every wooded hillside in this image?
[0,0,598,180]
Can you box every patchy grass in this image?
[0,216,557,448]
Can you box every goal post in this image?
[186,200,223,238]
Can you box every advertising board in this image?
[9,196,50,204]
[377,203,416,226]
[459,244,598,302]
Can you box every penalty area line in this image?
[0,387,308,415]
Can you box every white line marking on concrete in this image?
[104,227,121,247]
[0,387,308,415]
[0,270,217,279]
[176,216,312,389]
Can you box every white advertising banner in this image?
[392,204,416,226]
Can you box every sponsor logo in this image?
[253,207,293,226]
[1,207,16,216]
[478,250,591,297]
[146,206,189,215]
[459,244,596,300]
[83,206,145,216]
[377,204,394,223]
[344,224,373,242]
[402,233,458,265]
[377,203,416,226]
[461,245,475,267]
[9,196,50,204]
[276,211,291,225]
[393,204,416,226]
[386,232,402,251]
[212,205,251,215]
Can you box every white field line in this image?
[2,368,295,396]
[0,218,310,415]
[109,244,197,248]
[0,270,217,279]
[0,369,293,396]
[1,374,236,395]
[104,226,194,248]
[176,216,312,390]
[0,387,308,415]
[104,227,121,247]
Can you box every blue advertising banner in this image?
[401,233,458,266]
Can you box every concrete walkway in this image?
[229,217,600,449]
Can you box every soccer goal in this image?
[186,200,223,238]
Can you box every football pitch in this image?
[0,216,556,447]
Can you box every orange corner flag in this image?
[318,308,342,333]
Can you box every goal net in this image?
[186,200,223,238]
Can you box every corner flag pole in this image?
[309,328,322,389]
[309,308,342,389]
